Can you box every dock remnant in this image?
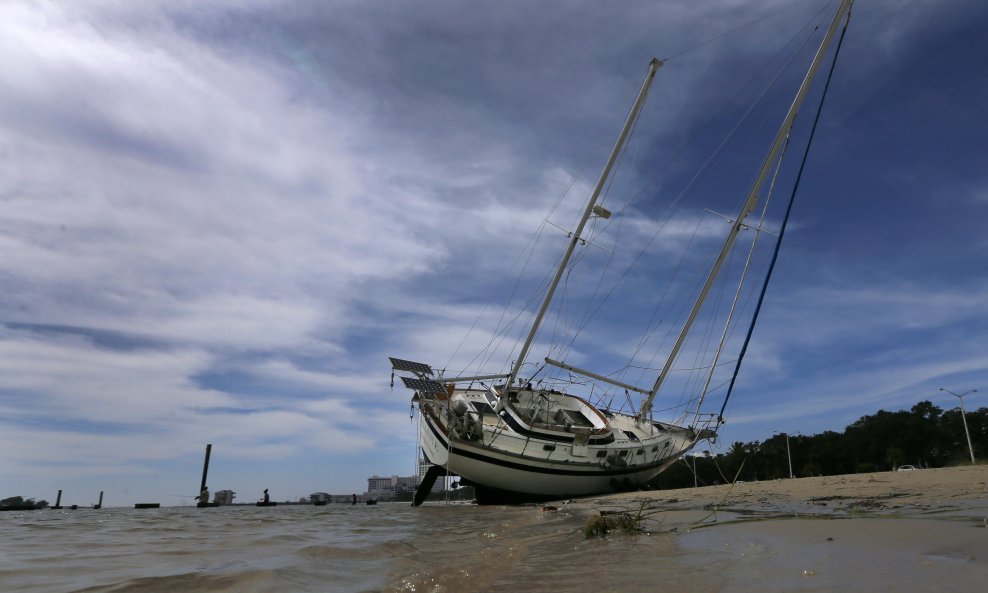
[196,443,213,509]
[52,490,63,510]
[199,444,212,494]
[134,503,160,509]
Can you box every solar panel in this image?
[400,377,447,394]
[389,357,434,376]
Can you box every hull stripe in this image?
[424,413,676,478]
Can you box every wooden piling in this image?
[199,444,212,494]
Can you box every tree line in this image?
[654,400,987,489]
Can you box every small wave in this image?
[70,569,279,593]
[297,540,418,561]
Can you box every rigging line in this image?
[693,3,835,219]
[475,284,544,377]
[677,241,737,415]
[626,10,831,389]
[652,389,711,415]
[455,206,554,366]
[453,153,595,375]
[662,0,821,61]
[626,212,705,365]
[627,357,738,372]
[633,230,723,387]
[555,9,830,368]
[718,4,852,423]
[693,134,790,423]
[584,92,648,246]
[471,5,829,384]
[547,266,574,358]
[587,0,831,243]
[499,268,564,376]
[568,114,644,333]
[457,238,548,374]
[472,215,570,366]
[501,207,605,377]
[475,234,568,374]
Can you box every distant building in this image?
[366,474,419,501]
[214,490,236,505]
[367,463,444,500]
[309,492,331,503]
[419,460,444,493]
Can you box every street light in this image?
[940,388,978,464]
[774,431,794,479]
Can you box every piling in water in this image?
[199,444,212,493]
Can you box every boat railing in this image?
[690,413,720,441]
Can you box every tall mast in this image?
[639,0,854,419]
[507,58,664,388]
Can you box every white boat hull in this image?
[417,390,699,502]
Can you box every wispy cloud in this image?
[1,0,985,500]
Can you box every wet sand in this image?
[560,465,988,592]
[578,464,988,518]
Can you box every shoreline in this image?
[564,464,988,528]
[549,465,988,591]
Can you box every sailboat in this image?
[392,0,853,505]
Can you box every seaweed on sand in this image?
[584,509,645,538]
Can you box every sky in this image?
[1,0,986,506]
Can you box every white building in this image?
[214,490,236,505]
[368,462,445,500]
[366,474,420,500]
[419,460,444,493]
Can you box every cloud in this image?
[1,0,985,500]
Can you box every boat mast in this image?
[506,58,664,389]
[639,0,854,419]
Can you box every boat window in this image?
[557,408,594,428]
[619,450,629,457]
[636,450,644,455]
[596,450,607,458]
[651,446,658,452]
[543,444,556,451]
[483,391,498,407]
[471,401,495,416]
[623,430,640,442]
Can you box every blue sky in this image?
[2,0,986,506]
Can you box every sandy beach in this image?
[559,465,988,592]
[580,464,988,518]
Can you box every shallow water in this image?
[1,502,986,592]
